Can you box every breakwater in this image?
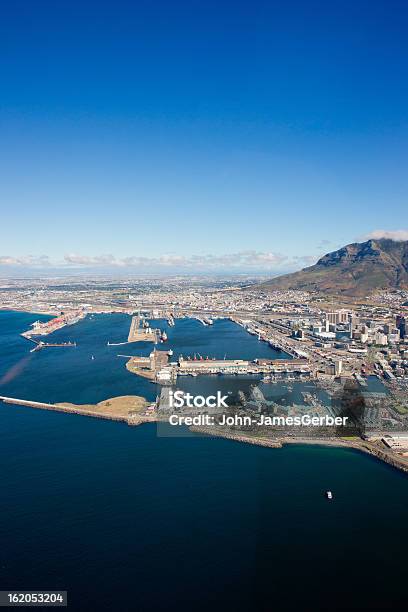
[0,395,127,422]
[0,395,158,427]
[190,425,408,474]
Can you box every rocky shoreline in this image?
[189,425,408,475]
[3,394,408,475]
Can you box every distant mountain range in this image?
[258,239,408,296]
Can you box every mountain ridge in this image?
[257,239,408,296]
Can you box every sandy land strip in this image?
[58,395,156,424]
[1,394,157,426]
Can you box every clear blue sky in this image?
[1,0,408,272]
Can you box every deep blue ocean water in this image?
[1,311,408,611]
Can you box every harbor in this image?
[20,311,83,352]
[2,312,407,461]
[2,311,408,612]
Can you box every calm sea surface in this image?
[1,311,407,611]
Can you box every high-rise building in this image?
[387,329,400,344]
[338,310,350,324]
[326,309,352,325]
[396,315,406,339]
[326,312,337,325]
[334,360,343,375]
[375,332,388,346]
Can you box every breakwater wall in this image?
[189,426,282,448]
[0,395,126,423]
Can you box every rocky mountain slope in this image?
[258,239,408,296]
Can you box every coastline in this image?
[0,307,58,316]
[0,395,155,426]
[189,425,408,475]
[2,392,408,475]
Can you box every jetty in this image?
[106,316,161,345]
[0,395,124,421]
[0,394,157,427]
[30,340,76,352]
[22,336,76,352]
[128,316,160,343]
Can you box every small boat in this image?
[91,355,95,360]
[167,349,174,356]
[326,491,333,500]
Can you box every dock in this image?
[21,311,85,339]
[30,340,76,352]
[22,336,76,352]
[127,316,160,343]
[175,356,311,378]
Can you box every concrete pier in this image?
[128,316,160,343]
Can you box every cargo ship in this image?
[21,311,85,339]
